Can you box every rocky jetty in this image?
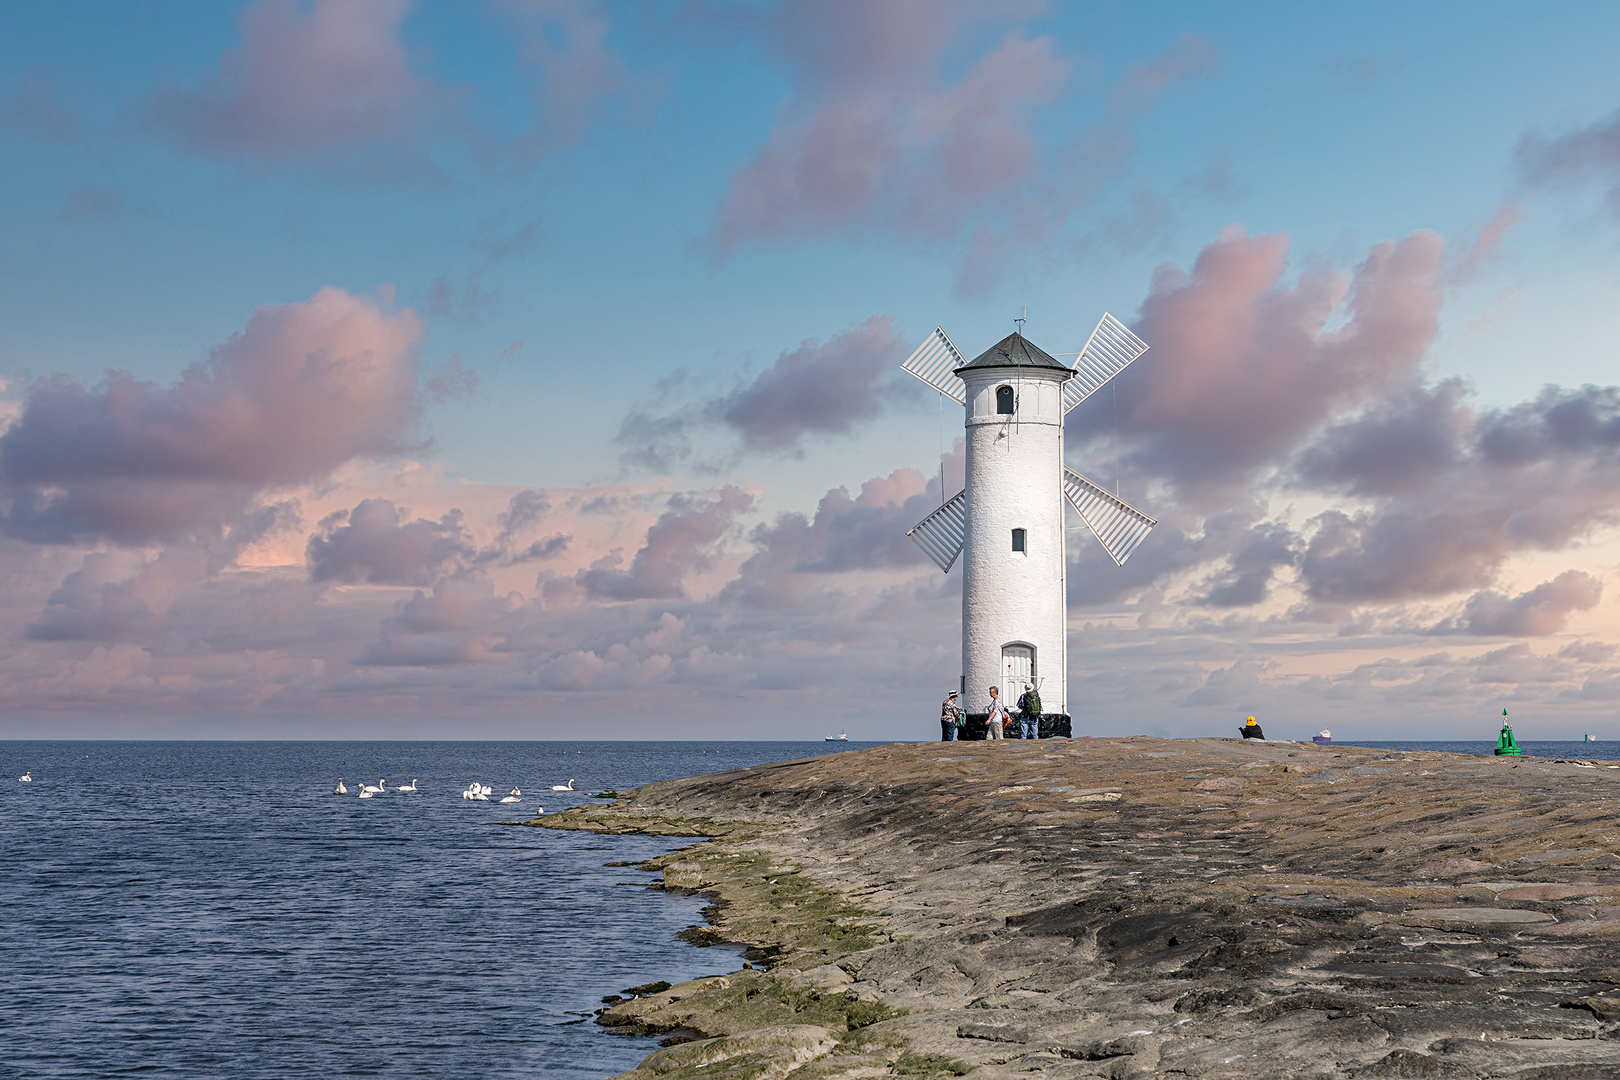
[529,737,1620,1078]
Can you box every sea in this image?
[0,740,882,1080]
[3,737,1613,1079]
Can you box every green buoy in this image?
[1495,708,1521,757]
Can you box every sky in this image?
[2,1,1620,740]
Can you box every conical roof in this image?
[953,332,1071,375]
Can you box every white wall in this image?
[960,366,1069,717]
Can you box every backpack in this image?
[1023,689,1042,716]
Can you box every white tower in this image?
[901,316,1158,736]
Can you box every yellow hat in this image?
[1245,716,1257,724]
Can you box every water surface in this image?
[1,740,879,1079]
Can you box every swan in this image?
[358,787,375,798]
[334,778,347,794]
[550,778,576,791]
[479,783,493,797]
[19,771,31,783]
[360,780,385,794]
[499,787,522,804]
[463,781,489,801]
[396,779,418,792]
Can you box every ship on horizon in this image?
[1313,729,1332,744]
[826,731,848,742]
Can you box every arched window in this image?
[995,385,1015,414]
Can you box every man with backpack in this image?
[1016,683,1041,740]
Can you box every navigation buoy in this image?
[1495,709,1521,757]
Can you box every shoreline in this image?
[526,737,1620,1079]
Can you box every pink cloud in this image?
[1448,203,1526,284]
[1090,225,1445,500]
[0,287,421,544]
[707,2,1068,253]
[149,0,455,169]
[1452,571,1603,637]
[308,499,471,586]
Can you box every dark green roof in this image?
[953,332,1071,375]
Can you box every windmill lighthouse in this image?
[901,314,1157,736]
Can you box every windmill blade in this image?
[1062,312,1150,415]
[901,327,967,405]
[1063,467,1156,567]
[906,490,967,573]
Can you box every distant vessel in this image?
[826,731,848,742]
[1312,729,1332,744]
[1586,733,1597,743]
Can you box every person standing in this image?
[985,686,1009,740]
[1016,683,1041,740]
[940,690,961,741]
[1241,716,1265,739]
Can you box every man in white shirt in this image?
[985,686,1008,740]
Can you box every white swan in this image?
[498,786,522,803]
[360,780,385,794]
[396,779,418,792]
[19,771,31,783]
[479,783,493,797]
[463,781,489,801]
[550,778,576,791]
[358,787,375,798]
[334,778,347,794]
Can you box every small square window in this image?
[1011,528,1026,552]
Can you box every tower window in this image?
[1011,528,1026,552]
[996,385,1015,414]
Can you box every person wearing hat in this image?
[1241,716,1265,740]
[940,690,962,741]
[985,686,1009,740]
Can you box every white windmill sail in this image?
[906,490,967,573]
[901,327,968,405]
[1062,312,1150,415]
[1063,467,1156,567]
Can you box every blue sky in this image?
[2,1,1619,739]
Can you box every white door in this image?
[1001,644,1033,695]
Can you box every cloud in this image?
[497,0,629,165]
[57,185,127,223]
[1517,106,1620,217]
[725,467,939,609]
[1448,203,1525,284]
[1,70,80,141]
[358,575,511,665]
[617,315,909,468]
[716,315,906,452]
[1449,571,1603,637]
[577,486,753,600]
[706,2,1067,253]
[0,287,421,544]
[1294,379,1470,497]
[149,0,455,173]
[307,499,471,585]
[1105,33,1219,115]
[1294,390,1620,605]
[1082,225,1445,501]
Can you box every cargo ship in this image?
[1312,729,1332,744]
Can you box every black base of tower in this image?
[960,713,1071,740]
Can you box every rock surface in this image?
[531,737,1620,1078]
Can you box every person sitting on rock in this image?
[1241,716,1265,739]
[985,686,1009,740]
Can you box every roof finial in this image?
[1014,306,1026,335]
